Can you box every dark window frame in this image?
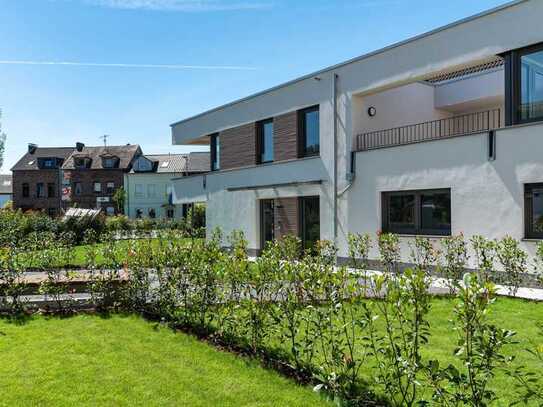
[298,105,320,158]
[106,181,115,195]
[22,183,30,198]
[507,42,543,125]
[256,118,274,164]
[210,133,220,171]
[382,188,452,236]
[47,182,56,198]
[259,199,275,249]
[299,195,320,250]
[524,183,543,239]
[74,182,82,196]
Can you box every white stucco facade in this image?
[170,0,543,274]
[124,172,178,219]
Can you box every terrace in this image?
[352,58,505,152]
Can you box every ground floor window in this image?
[300,196,320,250]
[525,183,543,239]
[382,188,451,236]
[166,208,175,219]
[136,208,143,219]
[106,206,115,216]
[148,208,156,219]
[260,199,275,249]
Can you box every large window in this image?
[257,119,274,164]
[382,189,451,236]
[519,46,543,122]
[22,183,29,198]
[525,183,543,239]
[210,133,220,171]
[299,106,320,157]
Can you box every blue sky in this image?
[0,0,508,173]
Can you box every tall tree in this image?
[0,109,6,170]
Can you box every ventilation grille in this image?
[425,58,504,84]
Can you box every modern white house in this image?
[124,152,208,219]
[170,0,543,284]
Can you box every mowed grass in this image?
[0,314,331,407]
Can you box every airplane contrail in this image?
[0,60,259,71]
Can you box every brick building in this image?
[61,144,142,215]
[11,144,75,216]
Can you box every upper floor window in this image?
[74,157,91,169]
[147,184,156,198]
[102,156,119,169]
[519,46,543,122]
[506,43,543,125]
[525,183,543,239]
[94,182,102,193]
[382,189,451,236]
[135,184,144,198]
[74,182,82,196]
[210,133,220,171]
[257,118,274,164]
[22,183,29,198]
[47,183,55,198]
[299,105,320,157]
[36,183,45,198]
[106,182,115,194]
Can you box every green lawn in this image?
[0,314,331,407]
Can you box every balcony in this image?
[354,109,502,152]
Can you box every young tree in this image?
[112,187,126,214]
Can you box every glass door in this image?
[300,196,320,251]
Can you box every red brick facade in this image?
[12,170,63,215]
[66,169,125,214]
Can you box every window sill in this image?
[521,238,543,242]
[395,234,450,239]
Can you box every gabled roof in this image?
[132,152,209,174]
[0,174,12,194]
[62,145,142,170]
[11,147,75,171]
[144,154,188,173]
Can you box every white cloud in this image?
[0,60,258,71]
[82,0,272,12]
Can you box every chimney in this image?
[28,143,38,154]
[76,142,85,152]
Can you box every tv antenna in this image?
[100,134,110,148]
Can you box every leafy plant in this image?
[470,235,496,286]
[440,234,469,295]
[367,268,431,407]
[495,236,527,297]
[425,274,516,406]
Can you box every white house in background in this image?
[170,0,543,285]
[0,174,12,208]
[124,152,209,219]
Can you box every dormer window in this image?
[74,157,91,169]
[102,156,119,169]
[38,157,59,169]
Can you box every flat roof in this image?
[170,0,525,128]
